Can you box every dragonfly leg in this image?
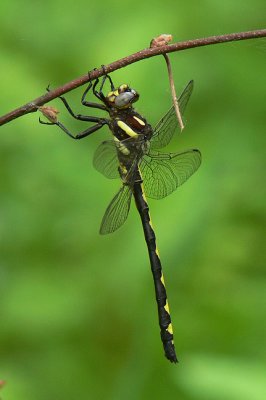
[92,66,114,102]
[81,79,107,110]
[39,118,108,140]
[58,95,106,122]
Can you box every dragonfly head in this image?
[106,84,139,109]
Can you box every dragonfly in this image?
[40,74,201,363]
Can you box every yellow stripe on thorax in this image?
[117,120,138,137]
[133,116,145,126]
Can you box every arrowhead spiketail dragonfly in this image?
[40,74,201,363]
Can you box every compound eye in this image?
[115,92,135,108]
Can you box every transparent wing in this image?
[140,148,201,199]
[151,80,194,150]
[93,135,146,180]
[93,140,119,179]
[100,185,133,234]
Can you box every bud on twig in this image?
[150,34,173,48]
[38,106,59,123]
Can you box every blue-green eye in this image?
[114,89,139,108]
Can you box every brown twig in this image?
[0,29,265,126]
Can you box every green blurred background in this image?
[0,1,265,399]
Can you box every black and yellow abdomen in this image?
[133,173,177,363]
[113,111,178,362]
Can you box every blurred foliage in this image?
[0,1,265,399]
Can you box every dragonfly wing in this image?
[93,140,119,179]
[151,80,194,150]
[100,185,132,234]
[140,148,201,199]
[93,135,146,180]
